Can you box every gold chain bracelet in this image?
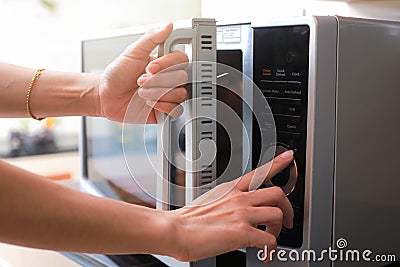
[26,68,45,121]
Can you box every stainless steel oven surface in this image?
[247,16,400,267]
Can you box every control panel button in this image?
[276,118,301,133]
[263,145,298,196]
[267,98,302,117]
[283,88,302,97]
[285,100,301,115]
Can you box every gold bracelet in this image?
[26,68,45,121]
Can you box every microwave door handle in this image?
[156,18,217,267]
[156,19,217,211]
[156,28,194,212]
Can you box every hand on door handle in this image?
[98,23,188,124]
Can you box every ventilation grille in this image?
[200,164,214,193]
[190,22,217,200]
[197,60,216,194]
[201,35,213,50]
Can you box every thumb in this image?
[124,23,173,60]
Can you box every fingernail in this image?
[155,24,168,33]
[138,74,149,85]
[138,88,148,98]
[156,23,172,32]
[170,106,183,121]
[279,150,294,160]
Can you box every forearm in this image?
[0,62,100,118]
[0,159,180,257]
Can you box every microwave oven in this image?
[77,15,400,267]
[246,15,400,267]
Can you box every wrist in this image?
[78,73,101,117]
[141,208,188,261]
[27,70,102,118]
[166,209,189,261]
[152,209,185,260]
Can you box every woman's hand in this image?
[170,150,295,263]
[98,23,188,123]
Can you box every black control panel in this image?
[252,25,310,248]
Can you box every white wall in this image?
[306,0,400,20]
[201,0,400,23]
[0,0,201,71]
[201,0,307,23]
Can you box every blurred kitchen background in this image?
[0,0,399,266]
